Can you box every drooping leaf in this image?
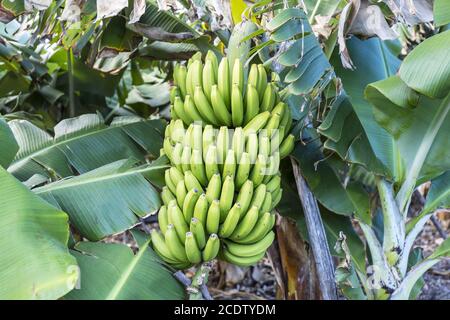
[96,0,128,20]
[399,30,450,99]
[64,237,185,300]
[0,166,78,299]
[0,117,18,168]
[8,114,165,181]
[33,158,168,241]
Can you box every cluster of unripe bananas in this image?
[151,50,295,269]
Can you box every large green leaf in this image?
[65,233,185,300]
[34,158,168,241]
[422,171,450,215]
[0,117,18,168]
[8,114,165,181]
[434,0,450,26]
[0,166,78,299]
[399,30,450,99]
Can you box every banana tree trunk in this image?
[291,158,338,300]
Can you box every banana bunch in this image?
[170,51,281,127]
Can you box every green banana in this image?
[206,199,221,234]
[171,142,183,171]
[161,186,176,206]
[151,229,180,263]
[249,154,267,187]
[169,167,184,187]
[210,85,232,126]
[232,127,245,163]
[272,102,286,119]
[202,125,215,159]
[190,217,206,249]
[271,187,282,210]
[219,175,235,222]
[205,173,221,203]
[168,202,189,243]
[222,149,236,178]
[235,180,254,215]
[243,111,271,135]
[194,86,219,126]
[249,183,267,210]
[170,86,180,105]
[231,83,244,127]
[248,64,259,89]
[261,82,276,112]
[202,59,216,101]
[280,134,295,159]
[184,95,205,124]
[202,233,220,262]
[182,188,200,223]
[191,59,203,91]
[191,123,203,153]
[173,96,191,125]
[270,128,282,155]
[245,132,258,164]
[218,202,242,238]
[205,145,220,180]
[165,169,177,194]
[171,120,185,144]
[232,58,244,93]
[185,61,194,97]
[165,224,188,262]
[176,180,187,208]
[190,149,208,186]
[257,65,268,101]
[258,135,270,158]
[218,57,231,110]
[260,192,272,214]
[158,205,169,234]
[181,145,191,173]
[185,232,202,264]
[170,107,179,121]
[216,126,229,168]
[235,152,251,189]
[225,231,275,257]
[163,138,174,162]
[193,193,209,227]
[221,248,265,267]
[230,205,259,240]
[244,84,260,125]
[205,50,218,80]
[265,112,281,136]
[263,152,280,184]
[237,212,273,244]
[280,105,292,137]
[266,175,281,194]
[176,65,187,98]
[184,170,204,193]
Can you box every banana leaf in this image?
[0,117,18,168]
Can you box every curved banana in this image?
[204,145,219,180]
[249,154,267,187]
[184,170,204,193]
[219,175,235,222]
[232,127,245,163]
[280,105,292,137]
[151,229,180,263]
[194,86,219,126]
[210,85,232,126]
[175,180,187,208]
[190,149,208,186]
[168,202,189,243]
[202,125,215,159]
[266,175,281,194]
[161,186,176,206]
[260,191,272,214]
[185,232,202,264]
[225,231,275,257]
[249,183,267,211]
[169,167,184,187]
[218,202,241,238]
[202,59,216,101]
[190,217,206,249]
[221,248,265,267]
[230,205,259,240]
[191,123,203,153]
[258,135,270,158]
[244,84,260,125]
[257,65,268,101]
[181,145,191,173]
[158,205,169,234]
[191,59,203,91]
[205,50,218,81]
[237,212,273,244]
[165,169,177,194]
[218,57,231,110]
[236,180,254,215]
[163,138,174,162]
[176,65,187,98]
[265,112,281,136]
[243,111,271,135]
[232,58,244,93]
[216,126,229,168]
[235,152,251,189]
[222,149,236,178]
[231,83,244,127]
[260,83,276,112]
[184,95,205,124]
[165,224,188,262]
[271,187,282,210]
[170,86,180,105]
[182,188,200,223]
[193,193,209,227]
[173,96,191,125]
[202,233,220,262]
[245,132,258,164]
[205,173,221,204]
[171,143,183,171]
[280,134,295,159]
[206,199,221,234]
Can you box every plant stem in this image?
[189,262,213,300]
[67,48,76,118]
[291,158,338,300]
